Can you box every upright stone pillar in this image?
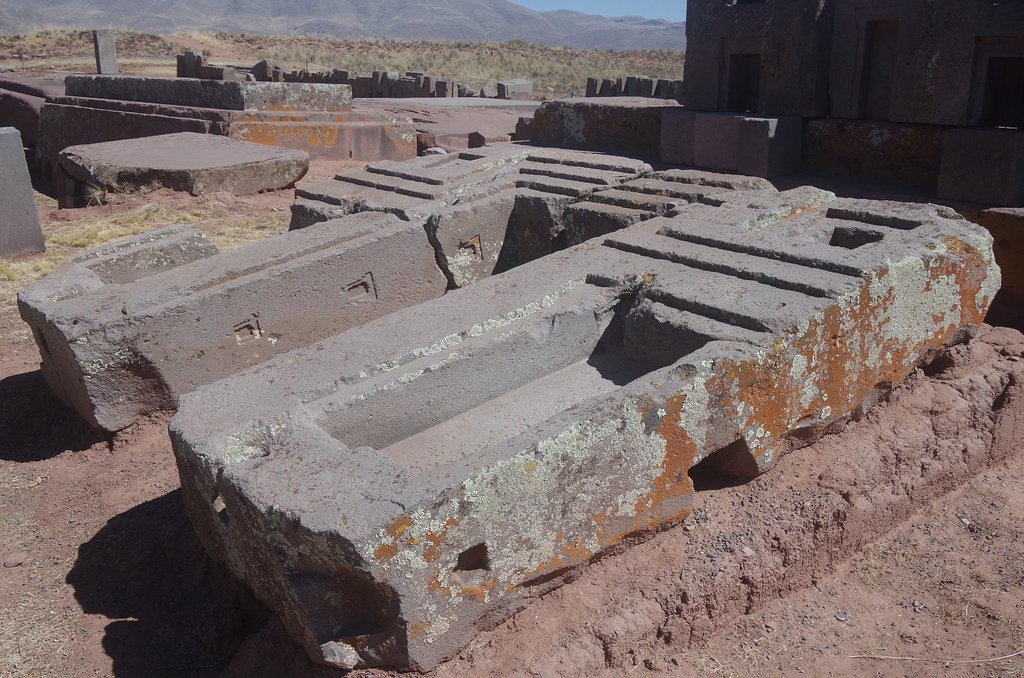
[92,29,118,75]
[0,128,45,257]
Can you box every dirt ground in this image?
[2,174,1024,677]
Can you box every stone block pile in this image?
[177,52,534,101]
[585,75,684,101]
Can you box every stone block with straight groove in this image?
[170,182,999,672]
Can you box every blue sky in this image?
[514,0,686,22]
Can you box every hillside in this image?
[0,0,685,50]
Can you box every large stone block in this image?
[170,187,999,672]
[18,213,448,431]
[35,94,416,177]
[532,98,680,159]
[938,127,1024,207]
[829,0,1024,126]
[496,79,533,100]
[64,76,353,112]
[659,108,695,165]
[57,132,309,204]
[664,112,802,178]
[0,127,44,257]
[683,0,832,117]
[803,118,945,191]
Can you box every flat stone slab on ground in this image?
[0,127,45,257]
[57,132,310,198]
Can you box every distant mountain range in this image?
[0,0,686,50]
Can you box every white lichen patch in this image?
[869,255,962,345]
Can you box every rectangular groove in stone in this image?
[518,164,623,185]
[588,189,691,213]
[659,224,866,277]
[825,206,923,230]
[604,233,849,299]
[641,301,772,346]
[335,171,443,200]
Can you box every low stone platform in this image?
[56,132,309,206]
[169,186,999,672]
[65,75,352,112]
[36,76,417,179]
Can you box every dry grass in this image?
[0,29,177,59]
[0,189,284,345]
[0,29,683,99]
[216,32,684,98]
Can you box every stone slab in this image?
[938,127,1024,207]
[0,74,64,147]
[64,76,353,112]
[0,127,44,257]
[35,94,416,177]
[532,98,680,159]
[57,132,310,201]
[351,99,533,154]
[169,187,999,672]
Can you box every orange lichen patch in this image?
[645,393,699,517]
[458,579,499,603]
[232,123,344,151]
[407,621,432,641]
[387,515,414,538]
[374,542,399,562]
[374,515,416,562]
[521,537,592,587]
[421,518,460,564]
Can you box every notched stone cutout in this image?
[233,316,263,345]
[454,543,491,580]
[346,272,378,300]
[689,439,760,492]
[829,226,885,249]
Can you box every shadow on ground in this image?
[67,490,268,677]
[0,368,104,462]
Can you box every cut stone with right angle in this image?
[170,186,999,672]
